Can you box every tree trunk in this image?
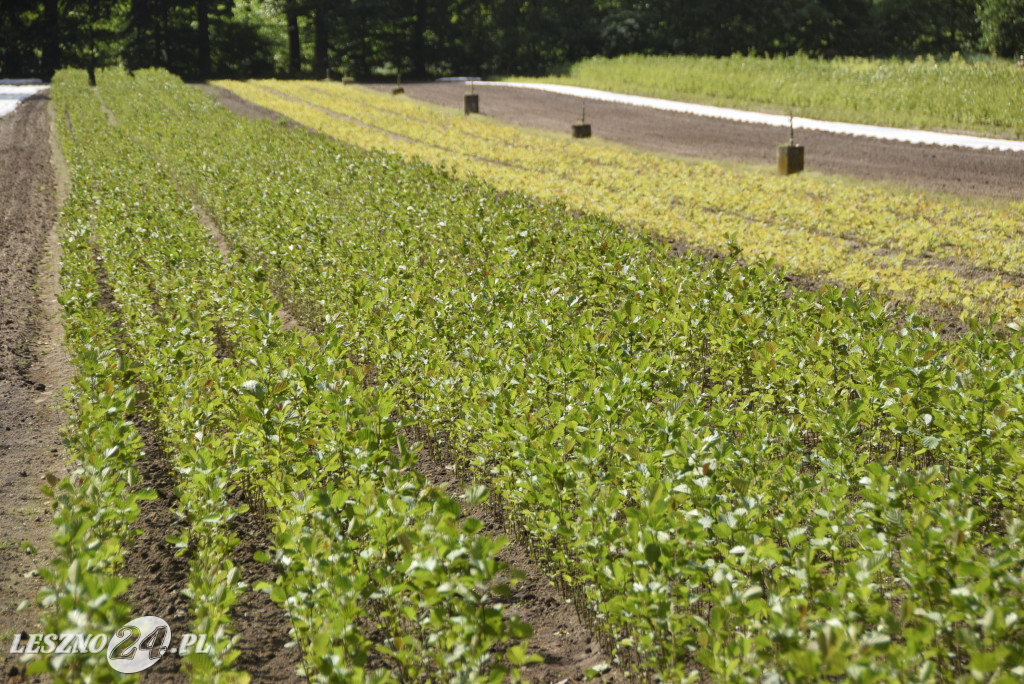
[411,0,426,77]
[197,0,211,79]
[42,0,60,79]
[86,0,97,86]
[286,2,301,76]
[313,0,328,79]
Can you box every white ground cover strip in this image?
[474,81,1024,153]
[0,84,49,118]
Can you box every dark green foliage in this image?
[0,0,1005,89]
[873,0,979,55]
[210,12,279,78]
[978,0,1024,57]
[0,0,51,76]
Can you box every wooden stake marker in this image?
[778,114,804,175]
[572,104,591,138]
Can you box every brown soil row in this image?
[0,92,70,682]
[374,82,1024,201]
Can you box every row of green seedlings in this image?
[53,71,266,682]
[101,69,1024,683]
[46,68,534,683]
[29,84,150,682]
[271,79,1024,284]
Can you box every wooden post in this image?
[572,123,592,138]
[777,114,803,174]
[777,145,804,174]
[573,104,591,138]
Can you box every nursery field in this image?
[522,54,1024,139]
[218,79,1024,324]
[23,67,1024,682]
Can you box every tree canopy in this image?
[1,0,1020,81]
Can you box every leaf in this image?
[238,380,266,400]
[644,542,661,564]
[509,620,533,640]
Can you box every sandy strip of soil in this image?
[369,82,1024,201]
[0,92,71,680]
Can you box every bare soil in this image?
[372,82,1024,201]
[120,418,192,684]
[0,92,71,682]
[193,84,303,130]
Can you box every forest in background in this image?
[2,0,1024,83]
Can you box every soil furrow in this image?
[90,88,119,128]
[221,489,304,682]
[0,92,71,681]
[411,432,622,683]
[88,248,191,684]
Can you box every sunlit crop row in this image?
[216,79,1024,323]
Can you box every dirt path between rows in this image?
[369,82,1024,201]
[0,93,71,680]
